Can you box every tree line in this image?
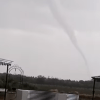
[0,73,97,90]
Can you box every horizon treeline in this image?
[0,73,96,89]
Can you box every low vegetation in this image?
[0,73,100,95]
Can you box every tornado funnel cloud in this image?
[48,0,90,78]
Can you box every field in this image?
[35,84,100,100]
[34,84,100,95]
[79,95,100,100]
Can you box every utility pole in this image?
[0,58,13,100]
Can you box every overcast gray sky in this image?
[0,0,100,80]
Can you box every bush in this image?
[22,83,38,90]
